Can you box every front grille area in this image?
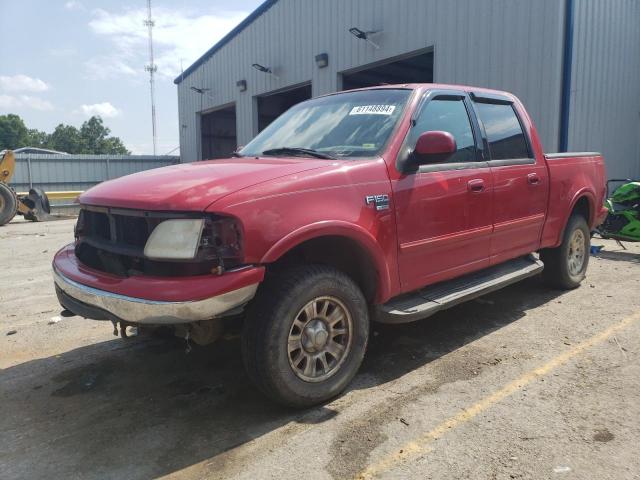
[81,208,157,249]
[74,207,228,277]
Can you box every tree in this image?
[0,114,30,150]
[25,128,49,148]
[0,114,130,154]
[48,124,83,153]
[79,116,129,155]
[100,136,129,155]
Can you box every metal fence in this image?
[11,153,180,194]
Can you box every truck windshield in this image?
[239,89,412,159]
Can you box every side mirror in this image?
[412,131,457,165]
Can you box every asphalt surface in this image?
[1,217,639,480]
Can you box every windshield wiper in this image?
[261,147,336,159]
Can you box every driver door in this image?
[392,91,494,293]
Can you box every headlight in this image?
[144,218,204,260]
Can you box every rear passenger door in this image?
[470,93,548,264]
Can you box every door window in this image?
[474,102,530,160]
[408,98,476,163]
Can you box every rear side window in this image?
[409,98,476,163]
[474,102,530,160]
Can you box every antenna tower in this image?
[144,0,158,155]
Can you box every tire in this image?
[30,188,51,214]
[540,214,590,289]
[242,265,369,408]
[0,183,18,226]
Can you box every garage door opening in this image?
[341,50,434,90]
[257,83,312,132]
[200,104,237,160]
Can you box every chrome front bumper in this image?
[53,268,259,325]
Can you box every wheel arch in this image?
[550,190,595,248]
[260,221,393,303]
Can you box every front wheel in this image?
[540,214,590,289]
[241,265,369,407]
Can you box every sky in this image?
[0,0,263,155]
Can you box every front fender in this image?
[261,221,393,302]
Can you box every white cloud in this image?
[79,102,121,118]
[64,1,84,11]
[84,57,139,81]
[0,94,19,109]
[0,94,54,111]
[86,7,249,80]
[0,74,50,93]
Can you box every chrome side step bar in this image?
[376,255,544,324]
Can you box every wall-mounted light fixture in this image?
[252,63,271,73]
[236,79,247,92]
[190,86,215,100]
[190,86,215,114]
[348,27,381,49]
[315,53,329,68]
[252,63,279,78]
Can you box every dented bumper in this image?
[52,243,264,325]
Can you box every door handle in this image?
[527,173,540,185]
[467,179,485,193]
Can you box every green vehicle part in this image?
[598,180,640,242]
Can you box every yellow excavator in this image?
[0,150,51,226]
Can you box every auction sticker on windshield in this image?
[349,105,396,115]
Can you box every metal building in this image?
[175,0,640,178]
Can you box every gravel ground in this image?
[1,217,639,480]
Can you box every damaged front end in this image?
[53,205,264,349]
[73,206,244,277]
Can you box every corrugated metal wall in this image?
[568,0,640,179]
[10,154,179,193]
[177,0,566,162]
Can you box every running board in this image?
[376,255,544,324]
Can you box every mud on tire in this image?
[540,214,590,289]
[241,264,369,408]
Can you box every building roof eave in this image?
[174,0,279,85]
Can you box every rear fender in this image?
[547,189,596,248]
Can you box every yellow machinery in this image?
[0,150,53,225]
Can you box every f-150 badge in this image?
[365,194,390,211]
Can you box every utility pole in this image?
[144,0,157,155]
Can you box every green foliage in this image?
[48,124,83,153]
[78,116,129,155]
[0,114,30,150]
[26,128,49,148]
[0,114,130,154]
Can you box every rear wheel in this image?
[0,183,18,226]
[541,214,590,289]
[242,265,369,407]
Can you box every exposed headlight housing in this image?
[144,219,204,260]
[75,207,245,277]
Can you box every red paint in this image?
[54,244,264,302]
[392,166,494,292]
[414,131,457,156]
[54,84,607,307]
[78,157,332,211]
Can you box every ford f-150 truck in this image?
[53,84,607,407]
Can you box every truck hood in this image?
[79,157,332,211]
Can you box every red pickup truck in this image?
[53,84,607,407]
